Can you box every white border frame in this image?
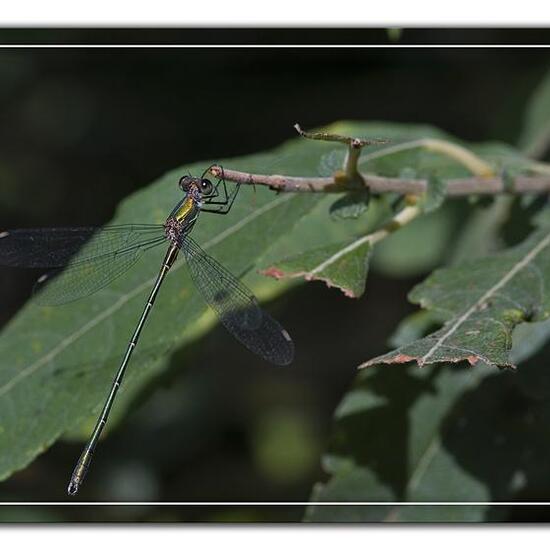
[1,35,549,511]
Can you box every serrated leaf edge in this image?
[360,229,550,369]
[262,234,372,297]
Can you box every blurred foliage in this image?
[1,37,550,523]
[307,64,550,522]
[519,69,550,158]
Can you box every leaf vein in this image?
[419,231,550,365]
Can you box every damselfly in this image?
[0,166,294,495]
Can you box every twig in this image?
[208,167,550,197]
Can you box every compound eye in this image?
[201,178,214,195]
[179,176,192,191]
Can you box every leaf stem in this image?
[360,138,495,177]
[293,123,389,149]
[368,202,422,246]
[529,161,550,176]
[301,203,421,282]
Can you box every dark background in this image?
[0,29,549,522]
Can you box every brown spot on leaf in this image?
[393,353,416,364]
[358,353,417,369]
[261,267,287,279]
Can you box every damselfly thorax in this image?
[165,176,207,244]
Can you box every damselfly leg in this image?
[201,167,242,215]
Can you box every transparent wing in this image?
[34,236,166,305]
[0,225,167,305]
[0,225,165,268]
[182,236,294,366]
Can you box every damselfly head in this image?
[178,175,214,197]
[178,175,196,192]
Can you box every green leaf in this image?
[363,218,550,370]
[306,364,493,522]
[262,237,371,298]
[371,203,459,278]
[259,194,393,300]
[509,317,550,365]
[450,197,511,264]
[306,301,550,522]
[519,69,550,158]
[329,190,370,220]
[385,197,517,353]
[419,174,446,213]
[360,135,533,181]
[388,310,439,349]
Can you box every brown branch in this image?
[209,166,550,197]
